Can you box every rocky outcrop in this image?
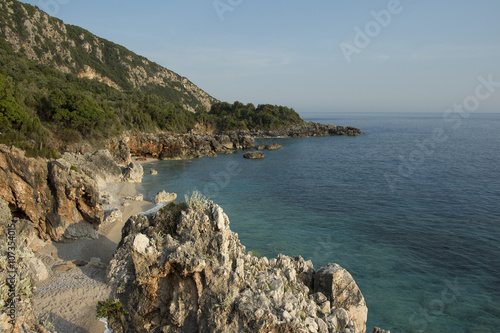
[268,143,283,151]
[243,151,265,159]
[0,145,144,241]
[122,162,144,183]
[154,191,177,203]
[106,200,368,333]
[315,264,368,332]
[125,133,255,160]
[117,122,361,161]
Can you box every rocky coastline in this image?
[0,124,392,333]
[112,122,363,160]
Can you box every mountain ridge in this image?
[0,0,218,112]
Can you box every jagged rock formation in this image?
[0,0,218,112]
[0,144,143,241]
[106,201,368,332]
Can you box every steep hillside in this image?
[0,0,218,112]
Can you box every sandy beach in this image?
[33,179,156,333]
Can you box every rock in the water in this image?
[268,143,283,150]
[150,168,158,175]
[314,263,368,333]
[154,190,177,203]
[373,327,391,333]
[243,151,265,159]
[256,143,268,150]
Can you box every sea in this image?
[138,112,500,333]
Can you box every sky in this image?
[19,0,500,114]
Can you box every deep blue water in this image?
[139,112,500,332]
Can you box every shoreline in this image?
[33,175,156,332]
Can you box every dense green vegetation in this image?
[0,0,304,158]
[207,101,303,131]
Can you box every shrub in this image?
[184,191,208,212]
[96,299,128,320]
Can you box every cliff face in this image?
[0,0,218,112]
[0,144,143,241]
[106,200,368,333]
[0,144,103,241]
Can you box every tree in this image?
[0,73,29,129]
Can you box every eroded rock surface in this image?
[106,201,368,333]
[0,145,104,241]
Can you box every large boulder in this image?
[47,159,103,241]
[122,161,144,183]
[106,201,368,333]
[314,263,368,333]
[154,190,177,203]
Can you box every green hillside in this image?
[0,0,304,157]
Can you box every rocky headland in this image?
[114,122,363,160]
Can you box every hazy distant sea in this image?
[139,112,500,332]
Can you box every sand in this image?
[33,181,156,333]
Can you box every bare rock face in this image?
[315,264,368,333]
[61,150,124,187]
[122,161,144,183]
[106,202,368,333]
[46,159,103,241]
[0,144,103,241]
[126,133,255,160]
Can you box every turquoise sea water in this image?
[139,112,500,332]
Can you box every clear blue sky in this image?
[20,0,500,113]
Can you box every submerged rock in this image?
[106,201,368,332]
